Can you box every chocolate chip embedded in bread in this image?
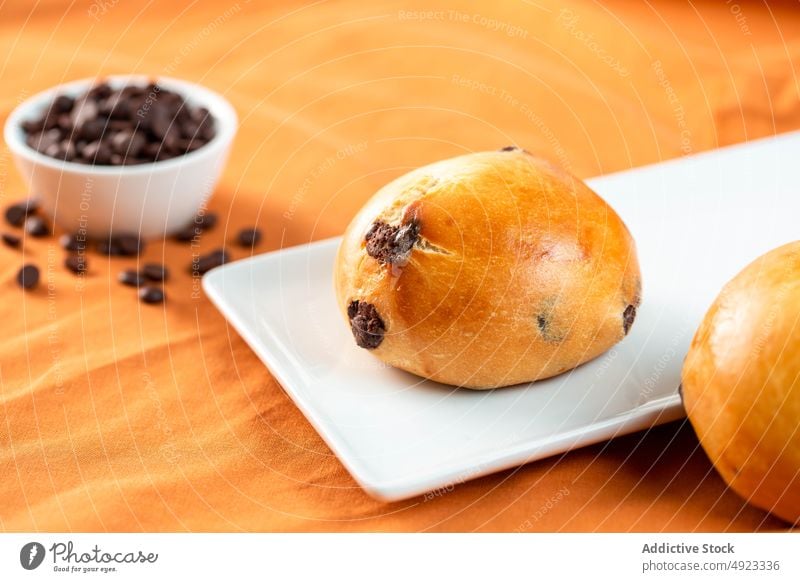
[499,145,530,154]
[623,304,637,335]
[347,300,385,349]
[365,219,420,266]
[536,312,563,343]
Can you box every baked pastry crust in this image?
[335,147,641,389]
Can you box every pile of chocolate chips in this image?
[3,199,264,304]
[21,81,216,165]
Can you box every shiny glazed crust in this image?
[334,148,642,389]
[682,241,800,524]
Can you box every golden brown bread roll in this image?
[334,147,641,389]
[681,242,800,524]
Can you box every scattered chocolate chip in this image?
[17,264,40,289]
[60,233,87,252]
[347,300,385,349]
[173,212,218,243]
[97,237,124,256]
[237,227,261,248]
[116,234,144,256]
[138,286,165,304]
[191,248,229,275]
[623,304,637,335]
[142,263,168,282]
[64,254,88,274]
[5,206,26,227]
[97,234,143,256]
[196,212,218,230]
[4,199,38,227]
[365,219,420,266]
[118,269,146,287]
[2,233,21,248]
[19,82,216,166]
[173,223,200,242]
[24,215,49,237]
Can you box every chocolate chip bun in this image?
[334,147,641,389]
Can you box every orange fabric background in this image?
[1,0,798,532]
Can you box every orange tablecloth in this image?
[1,0,798,532]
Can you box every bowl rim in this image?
[3,74,238,176]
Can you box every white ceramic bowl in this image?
[3,75,237,239]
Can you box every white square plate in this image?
[204,132,800,501]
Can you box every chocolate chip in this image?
[196,212,218,230]
[64,254,88,274]
[191,248,229,275]
[536,312,563,343]
[4,199,38,227]
[24,216,49,237]
[142,107,170,141]
[60,233,86,252]
[52,95,75,114]
[365,219,420,266]
[21,198,39,213]
[21,118,44,134]
[347,300,385,349]
[499,145,531,154]
[118,269,146,287]
[138,286,165,304]
[88,82,112,99]
[173,223,200,242]
[623,304,637,335]
[97,237,124,256]
[70,97,99,127]
[56,115,73,132]
[116,234,144,256]
[17,264,39,289]
[20,82,216,166]
[104,93,133,120]
[537,314,549,334]
[96,234,144,256]
[80,140,112,164]
[237,227,261,248]
[174,212,217,243]
[142,263,169,282]
[2,233,21,248]
[78,118,106,142]
[110,129,146,157]
[5,206,27,227]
